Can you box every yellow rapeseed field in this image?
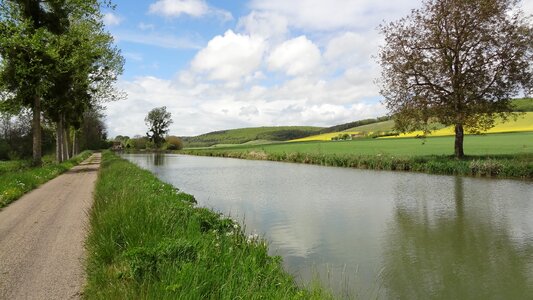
[292,112,533,141]
[387,112,533,138]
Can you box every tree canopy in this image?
[145,106,173,148]
[0,0,123,163]
[378,0,533,158]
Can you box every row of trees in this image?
[0,0,123,165]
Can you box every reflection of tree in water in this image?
[153,153,165,166]
[381,177,533,299]
[144,153,166,166]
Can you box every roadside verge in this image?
[0,151,93,209]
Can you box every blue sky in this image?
[102,0,533,137]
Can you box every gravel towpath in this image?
[0,153,101,300]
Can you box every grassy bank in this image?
[181,133,533,179]
[85,151,329,299]
[0,151,93,209]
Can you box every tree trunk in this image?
[72,130,78,156]
[65,126,72,159]
[32,96,42,166]
[56,120,63,162]
[61,115,68,161]
[454,123,465,159]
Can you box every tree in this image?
[0,0,68,165]
[378,0,533,158]
[145,106,173,148]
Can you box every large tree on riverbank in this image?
[378,0,533,158]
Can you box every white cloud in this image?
[267,36,321,76]
[249,0,419,31]
[149,0,233,21]
[191,30,266,83]
[325,32,376,67]
[106,72,385,137]
[237,11,288,41]
[103,12,123,26]
[149,0,208,17]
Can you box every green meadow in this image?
[186,132,533,157]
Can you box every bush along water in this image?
[180,150,533,179]
[85,151,331,299]
[0,151,93,209]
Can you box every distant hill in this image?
[182,126,323,147]
[182,98,532,147]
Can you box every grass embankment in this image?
[85,151,329,299]
[0,151,93,209]
[182,133,533,179]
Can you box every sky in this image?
[102,0,533,138]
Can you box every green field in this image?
[195,132,533,157]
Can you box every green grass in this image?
[181,132,533,179]
[512,98,533,112]
[182,126,323,147]
[85,151,330,299]
[0,160,32,175]
[0,151,93,209]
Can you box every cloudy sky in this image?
[103,0,533,138]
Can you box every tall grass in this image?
[0,151,93,209]
[181,149,533,179]
[85,151,330,299]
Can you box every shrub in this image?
[165,136,183,150]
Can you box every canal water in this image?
[121,153,533,299]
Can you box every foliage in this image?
[182,126,322,148]
[0,0,123,164]
[145,106,173,148]
[79,109,109,150]
[0,110,55,159]
[378,0,533,158]
[0,150,92,208]
[85,151,330,299]
[164,136,183,150]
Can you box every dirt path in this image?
[0,153,101,300]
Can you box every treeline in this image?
[0,0,123,164]
[114,135,184,151]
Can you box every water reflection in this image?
[382,177,533,299]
